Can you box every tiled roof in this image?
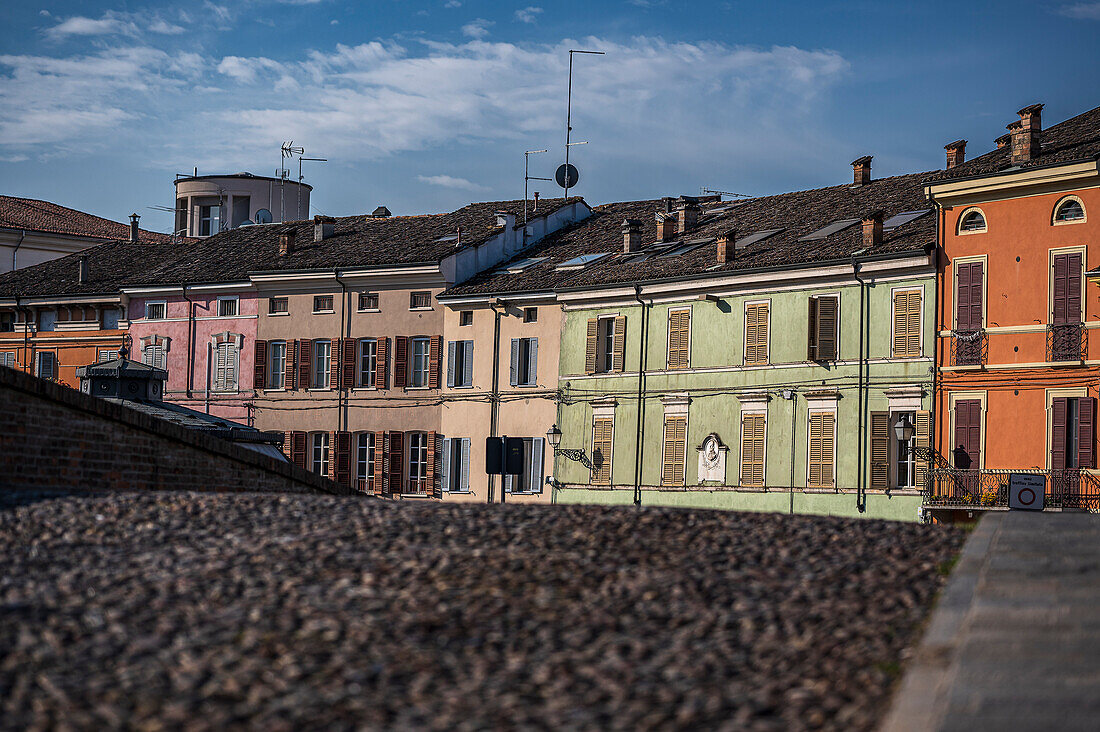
[0,195,168,242]
[934,104,1100,181]
[0,198,582,299]
[442,172,937,298]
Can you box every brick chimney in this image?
[851,156,873,186]
[1009,103,1043,164]
[622,218,642,253]
[676,197,701,235]
[278,228,296,256]
[129,213,140,242]
[995,133,1010,150]
[655,211,677,243]
[717,228,737,264]
[313,215,335,243]
[862,210,884,248]
[944,140,967,170]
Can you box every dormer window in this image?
[958,209,987,234]
[1054,197,1085,224]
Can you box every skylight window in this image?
[798,219,860,241]
[556,253,610,270]
[505,256,547,273]
[435,234,460,242]
[735,229,784,249]
[662,240,711,257]
[883,210,931,231]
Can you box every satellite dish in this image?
[555,163,579,189]
[237,219,255,228]
[255,209,273,224]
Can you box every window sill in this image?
[357,309,381,314]
[312,310,335,315]
[445,489,473,494]
[409,307,434,312]
[261,388,288,393]
[449,384,474,389]
[350,386,378,392]
[406,385,431,391]
[512,383,538,389]
[212,390,240,395]
[307,388,335,392]
[267,312,289,317]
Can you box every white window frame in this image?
[1048,246,1087,325]
[596,315,618,374]
[1052,195,1086,226]
[805,408,838,489]
[268,296,289,316]
[957,206,987,235]
[951,254,988,332]
[450,339,474,388]
[504,437,544,494]
[660,397,690,486]
[311,432,330,476]
[35,351,57,380]
[409,291,432,311]
[312,295,334,314]
[590,404,616,485]
[355,432,375,491]
[213,341,239,392]
[216,296,239,318]
[0,351,16,368]
[406,431,429,494]
[443,437,472,493]
[145,301,167,321]
[312,339,332,389]
[409,336,430,388]
[358,338,377,388]
[268,340,287,389]
[512,337,537,387]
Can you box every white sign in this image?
[1008,474,1046,511]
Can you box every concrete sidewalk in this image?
[883,512,1100,731]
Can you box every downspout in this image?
[488,300,503,503]
[181,284,195,397]
[789,390,797,514]
[16,296,30,374]
[632,285,647,507]
[334,269,349,433]
[853,257,867,513]
[205,341,212,414]
[930,200,944,464]
[12,229,25,272]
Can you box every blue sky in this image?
[2,0,1099,233]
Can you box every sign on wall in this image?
[1008,473,1046,511]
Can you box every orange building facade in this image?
[928,103,1100,515]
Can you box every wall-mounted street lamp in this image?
[546,423,593,470]
[894,414,915,443]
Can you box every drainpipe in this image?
[205,341,212,414]
[487,299,503,503]
[930,200,944,463]
[181,284,195,398]
[16,296,30,374]
[853,256,867,513]
[334,269,350,433]
[11,229,25,272]
[632,285,648,506]
[786,389,797,514]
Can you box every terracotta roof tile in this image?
[0,195,168,242]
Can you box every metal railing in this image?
[924,468,1100,511]
[1048,322,1087,362]
[951,329,987,366]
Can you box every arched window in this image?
[959,208,987,234]
[1053,197,1085,224]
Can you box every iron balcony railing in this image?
[951,329,987,366]
[924,468,1100,511]
[1048,322,1087,362]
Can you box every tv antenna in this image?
[524,149,550,225]
[563,49,604,199]
[298,156,327,220]
[700,187,753,200]
[279,141,304,222]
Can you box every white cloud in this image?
[1059,2,1100,19]
[515,6,543,23]
[147,19,186,35]
[417,174,489,191]
[461,18,493,39]
[45,11,189,39]
[445,0,462,7]
[331,19,339,25]
[47,16,126,38]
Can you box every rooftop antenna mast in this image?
[700,187,753,200]
[280,141,303,222]
[298,156,327,220]
[563,49,604,200]
[524,149,550,226]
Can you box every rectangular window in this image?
[145,302,166,321]
[311,432,330,476]
[214,342,239,392]
[448,340,474,388]
[1052,252,1083,324]
[312,340,331,388]
[36,352,56,381]
[0,352,14,368]
[142,344,166,370]
[269,297,289,315]
[410,291,431,310]
[102,308,120,330]
[37,310,56,332]
[357,339,377,387]
[667,308,691,369]
[807,295,838,361]
[358,292,379,312]
[955,261,984,332]
[97,349,118,363]
[409,337,430,387]
[313,295,334,313]
[585,316,625,374]
[1052,397,1097,470]
[504,437,544,493]
[592,418,614,485]
[356,432,376,492]
[444,437,472,492]
[740,413,766,487]
[510,337,537,386]
[459,310,473,326]
[217,297,238,318]
[953,399,982,469]
[523,307,538,323]
[0,312,13,332]
[744,302,769,366]
[807,412,836,488]
[892,290,922,359]
[407,432,429,494]
[199,205,220,236]
[661,415,687,486]
[269,341,287,388]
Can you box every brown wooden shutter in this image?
[592,418,613,485]
[287,340,298,389]
[585,318,598,374]
[290,431,308,470]
[807,297,818,360]
[870,411,890,489]
[914,410,931,489]
[373,430,385,494]
[426,431,438,497]
[1053,253,1082,324]
[740,414,765,487]
[335,431,352,486]
[282,431,293,460]
[254,340,267,390]
[393,336,408,388]
[329,339,341,390]
[428,336,442,389]
[661,416,686,486]
[808,412,835,488]
[817,296,837,361]
[745,303,769,365]
[341,337,356,389]
[954,400,981,467]
[1079,397,1096,469]
[375,338,388,389]
[668,310,690,369]
[387,431,404,494]
[612,316,626,372]
[298,339,312,389]
[956,262,983,331]
[893,290,922,358]
[1052,397,1068,470]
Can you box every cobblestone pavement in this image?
[0,491,962,731]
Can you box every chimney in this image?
[314,215,335,243]
[676,197,701,235]
[533,192,539,212]
[129,213,140,242]
[655,212,677,243]
[995,133,1010,150]
[622,219,642,253]
[278,228,296,256]
[371,206,391,218]
[78,255,89,284]
[717,228,737,264]
[851,156,873,186]
[862,210,884,248]
[944,140,967,170]
[1009,103,1043,164]
[662,197,675,214]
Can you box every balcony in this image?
[951,329,987,367]
[1048,322,1087,363]
[924,468,1100,511]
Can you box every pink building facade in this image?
[124,284,257,424]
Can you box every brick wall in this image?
[0,365,356,496]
